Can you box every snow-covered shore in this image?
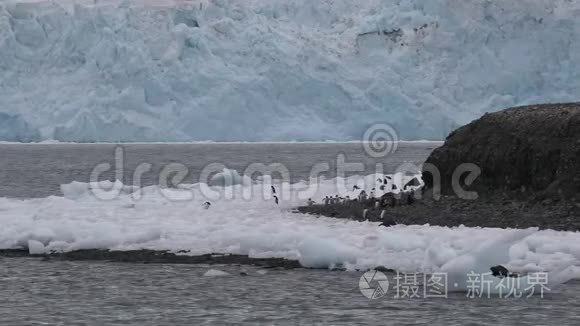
[1,175,579,284]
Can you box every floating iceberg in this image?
[203,269,230,277]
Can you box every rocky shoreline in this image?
[297,195,580,231]
[0,249,302,269]
[0,249,398,272]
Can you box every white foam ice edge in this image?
[1,172,579,292]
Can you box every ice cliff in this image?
[1,0,579,142]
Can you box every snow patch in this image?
[203,269,230,277]
[27,240,46,255]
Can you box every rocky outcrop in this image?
[298,103,580,231]
[422,103,580,202]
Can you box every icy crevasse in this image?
[0,0,579,142]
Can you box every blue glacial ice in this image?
[0,0,579,142]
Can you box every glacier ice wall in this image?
[0,0,579,142]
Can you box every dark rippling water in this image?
[1,143,578,325]
[1,258,579,326]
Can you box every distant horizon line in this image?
[0,140,445,145]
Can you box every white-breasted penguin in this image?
[358,190,368,202]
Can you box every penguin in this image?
[362,208,368,220]
[274,195,279,205]
[324,196,330,205]
[400,192,408,205]
[358,190,368,202]
[407,191,415,205]
[271,186,276,194]
[353,185,360,191]
[202,201,211,210]
[335,195,340,204]
[307,198,316,206]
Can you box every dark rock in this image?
[330,266,347,272]
[0,249,29,257]
[422,103,580,201]
[404,177,421,188]
[297,183,579,231]
[0,249,303,269]
[542,199,553,206]
[490,265,509,277]
[373,266,395,273]
[378,221,396,227]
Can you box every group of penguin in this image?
[200,175,421,210]
[318,175,420,208]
